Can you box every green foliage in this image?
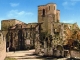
[40,32,48,40]
[2,25,8,31]
[6,32,10,42]
[4,57,17,60]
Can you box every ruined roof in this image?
[28,23,37,28]
[2,19,27,25]
[9,22,41,29]
[26,24,31,28]
[10,26,16,29]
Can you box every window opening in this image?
[42,9,45,17]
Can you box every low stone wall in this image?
[0,40,6,60]
[71,50,80,58]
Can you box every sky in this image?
[0,0,80,29]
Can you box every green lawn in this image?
[4,57,17,60]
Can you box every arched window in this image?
[42,9,45,17]
[49,6,50,10]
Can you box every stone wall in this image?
[0,31,6,60]
[71,50,80,58]
[38,3,60,33]
[1,19,24,31]
[6,23,42,50]
[0,39,6,60]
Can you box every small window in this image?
[49,6,50,10]
[54,6,55,10]
[42,9,45,17]
[0,34,1,36]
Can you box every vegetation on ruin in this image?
[4,57,17,60]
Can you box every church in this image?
[1,3,80,55]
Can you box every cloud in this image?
[63,0,80,2]
[62,0,78,9]
[10,3,19,7]
[62,1,68,6]
[71,0,80,1]
[0,18,4,20]
[0,10,34,29]
[0,10,34,20]
[62,1,71,9]
[7,10,33,18]
[62,20,75,23]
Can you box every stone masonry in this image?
[0,31,6,60]
[1,2,80,57]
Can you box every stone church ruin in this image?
[1,3,80,57]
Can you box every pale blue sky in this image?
[0,0,80,29]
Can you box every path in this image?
[6,49,80,60]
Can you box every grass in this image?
[4,57,17,60]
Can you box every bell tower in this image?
[38,3,60,33]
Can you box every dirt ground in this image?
[6,49,80,60]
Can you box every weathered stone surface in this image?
[0,31,6,60]
[71,50,80,58]
[2,21,42,51]
[38,3,60,33]
[1,2,80,58]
